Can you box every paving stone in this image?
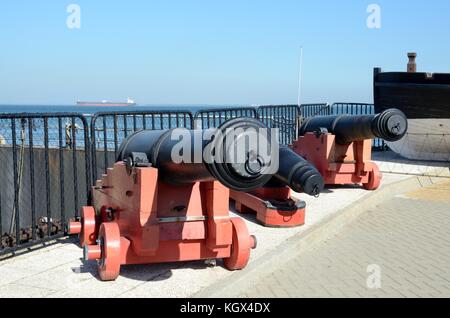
[237,187,450,298]
[0,283,56,298]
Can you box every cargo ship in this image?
[374,53,450,162]
[76,97,136,107]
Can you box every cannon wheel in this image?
[97,222,121,281]
[223,218,255,271]
[80,206,97,247]
[363,164,382,191]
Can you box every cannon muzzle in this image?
[275,146,324,196]
[299,108,408,144]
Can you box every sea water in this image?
[0,104,241,115]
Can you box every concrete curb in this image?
[193,175,437,298]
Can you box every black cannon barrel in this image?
[299,108,408,144]
[273,146,324,196]
[117,118,275,192]
[117,117,325,195]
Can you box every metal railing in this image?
[90,111,194,182]
[194,105,299,145]
[194,107,257,129]
[257,105,300,145]
[300,103,331,118]
[300,102,375,117]
[331,102,375,115]
[0,113,91,256]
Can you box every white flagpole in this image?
[297,46,303,107]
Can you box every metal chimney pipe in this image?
[407,52,417,73]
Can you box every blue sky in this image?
[1,0,449,105]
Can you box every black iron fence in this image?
[300,102,375,117]
[194,107,257,129]
[193,105,299,145]
[331,102,375,115]
[300,103,375,118]
[300,103,331,118]
[90,111,194,182]
[0,113,91,256]
[257,105,300,145]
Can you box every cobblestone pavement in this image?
[240,180,450,298]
